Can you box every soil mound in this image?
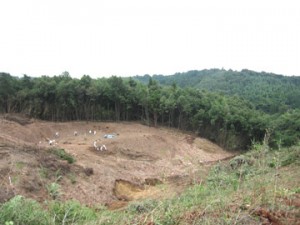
[0,118,233,206]
[1,113,32,125]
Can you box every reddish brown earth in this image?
[0,114,233,208]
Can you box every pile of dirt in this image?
[1,113,33,125]
[113,179,145,201]
[0,115,234,207]
[253,194,300,225]
[0,140,88,203]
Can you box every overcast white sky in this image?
[0,0,299,78]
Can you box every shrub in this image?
[229,155,253,170]
[280,146,300,167]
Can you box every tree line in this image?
[1,71,299,150]
[134,69,300,114]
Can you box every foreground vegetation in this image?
[1,143,299,225]
[1,70,300,150]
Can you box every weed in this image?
[51,148,75,164]
[280,146,300,166]
[127,199,158,214]
[293,187,300,193]
[68,173,77,184]
[0,195,50,225]
[11,176,19,185]
[46,182,61,200]
[5,221,14,225]
[0,196,98,225]
[54,169,63,182]
[39,166,49,179]
[207,164,238,190]
[15,161,25,170]
[48,200,97,224]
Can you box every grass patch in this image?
[68,173,77,184]
[39,166,49,179]
[0,195,50,225]
[15,161,26,170]
[48,200,97,224]
[46,182,61,200]
[280,146,300,166]
[0,196,97,225]
[51,148,75,164]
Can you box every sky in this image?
[0,0,299,78]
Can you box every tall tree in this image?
[148,78,161,127]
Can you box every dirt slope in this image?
[0,114,233,207]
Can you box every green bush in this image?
[280,146,300,167]
[229,155,254,170]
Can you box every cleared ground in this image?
[0,114,233,208]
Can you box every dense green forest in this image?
[1,70,300,150]
[133,69,300,114]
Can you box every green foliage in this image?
[127,199,159,214]
[0,196,97,225]
[51,148,75,164]
[207,164,240,190]
[135,69,300,114]
[48,200,97,224]
[68,173,77,184]
[0,195,50,225]
[5,221,14,225]
[46,182,61,200]
[229,155,254,170]
[270,109,300,147]
[280,146,300,166]
[39,166,49,178]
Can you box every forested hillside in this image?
[133,69,300,114]
[1,71,299,150]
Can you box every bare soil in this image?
[0,114,233,208]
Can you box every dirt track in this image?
[0,114,233,207]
